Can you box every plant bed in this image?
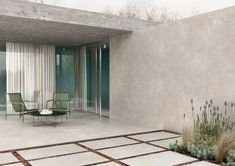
[169,99,235,165]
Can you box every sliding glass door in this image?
[86,44,110,116]
[55,44,110,116]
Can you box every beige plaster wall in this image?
[110,7,235,131]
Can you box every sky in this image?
[43,0,235,18]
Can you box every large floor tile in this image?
[150,137,182,149]
[0,153,19,164]
[128,131,179,142]
[0,111,157,152]
[96,162,120,166]
[187,161,218,166]
[80,137,138,149]
[7,163,23,166]
[18,144,86,160]
[29,152,108,166]
[122,151,197,166]
[99,143,163,159]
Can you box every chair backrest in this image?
[53,92,69,109]
[0,92,6,105]
[8,93,27,113]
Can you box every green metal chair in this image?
[46,92,71,119]
[8,93,38,122]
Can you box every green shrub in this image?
[187,144,216,160]
[169,140,187,153]
[222,162,235,166]
[222,150,235,166]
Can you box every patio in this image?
[0,111,217,166]
[0,0,234,165]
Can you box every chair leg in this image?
[22,115,24,123]
[33,116,35,126]
[5,111,7,120]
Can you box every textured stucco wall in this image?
[110,7,235,132]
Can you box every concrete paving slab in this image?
[6,163,23,166]
[0,111,157,152]
[97,162,120,166]
[29,152,107,166]
[122,151,197,166]
[99,144,164,159]
[128,131,179,142]
[187,161,218,166]
[151,137,182,149]
[18,144,86,160]
[81,137,138,149]
[0,153,18,164]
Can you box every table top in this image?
[31,111,66,117]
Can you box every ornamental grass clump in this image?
[182,126,192,149]
[216,129,235,163]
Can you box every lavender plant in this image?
[190,99,235,146]
[170,99,235,164]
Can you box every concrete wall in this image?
[0,0,157,31]
[110,7,235,132]
[0,0,157,46]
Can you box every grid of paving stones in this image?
[0,130,218,166]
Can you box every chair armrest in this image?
[21,108,38,115]
[46,99,53,108]
[46,99,53,103]
[24,101,39,108]
[24,100,37,103]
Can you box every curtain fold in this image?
[6,42,55,111]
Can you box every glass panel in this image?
[0,47,6,111]
[56,47,75,99]
[85,46,109,116]
[101,48,110,110]
[0,47,6,94]
[86,48,95,107]
[55,45,109,115]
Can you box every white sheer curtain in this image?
[6,42,55,109]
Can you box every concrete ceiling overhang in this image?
[0,0,157,46]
